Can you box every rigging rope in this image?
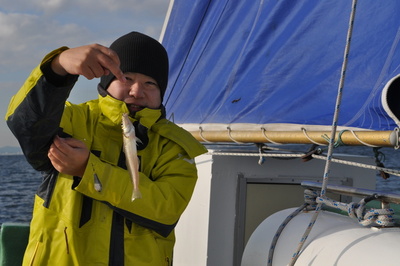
[207,151,400,177]
[267,189,395,266]
[290,1,359,264]
[316,195,395,227]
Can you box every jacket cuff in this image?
[40,47,79,87]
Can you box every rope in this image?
[310,153,400,176]
[258,144,266,165]
[321,130,349,148]
[267,203,308,266]
[303,190,395,227]
[227,127,245,144]
[206,150,400,177]
[267,189,320,266]
[267,188,395,266]
[199,127,212,143]
[316,195,395,227]
[261,127,284,145]
[349,130,380,147]
[321,129,382,148]
[289,1,358,264]
[301,128,327,146]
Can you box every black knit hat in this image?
[99,32,169,100]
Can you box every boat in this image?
[2,1,400,265]
[159,0,400,265]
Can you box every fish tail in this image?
[131,189,142,201]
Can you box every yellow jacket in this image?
[5,48,207,265]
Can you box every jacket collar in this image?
[98,92,162,128]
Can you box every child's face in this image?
[107,72,162,113]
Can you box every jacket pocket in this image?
[26,240,43,266]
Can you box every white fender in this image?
[241,208,400,266]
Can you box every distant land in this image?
[0,146,22,155]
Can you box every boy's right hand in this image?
[51,44,126,83]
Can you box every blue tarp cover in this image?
[162,0,400,131]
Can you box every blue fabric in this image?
[162,0,400,130]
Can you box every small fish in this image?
[121,113,142,201]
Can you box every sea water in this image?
[1,147,400,224]
[0,155,40,224]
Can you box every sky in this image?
[0,0,170,148]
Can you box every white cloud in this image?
[0,11,92,72]
[0,0,169,17]
[0,0,169,73]
[0,0,169,147]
